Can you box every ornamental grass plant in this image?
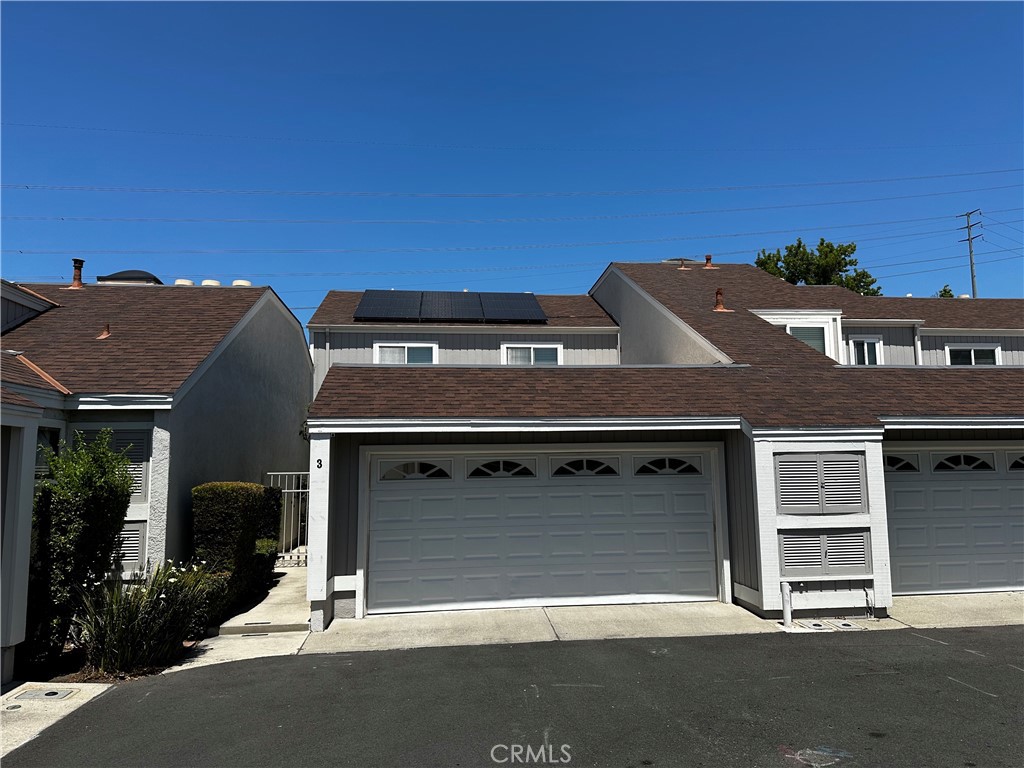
[73,561,227,674]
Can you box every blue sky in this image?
[2,2,1021,325]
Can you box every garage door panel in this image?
[886,455,1024,594]
[368,451,720,611]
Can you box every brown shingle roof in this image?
[308,291,616,328]
[0,351,65,392]
[310,365,882,428]
[1,386,43,410]
[1,283,270,394]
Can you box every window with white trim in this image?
[945,344,1000,366]
[787,325,827,355]
[77,429,150,503]
[500,343,563,366]
[379,460,452,481]
[373,342,438,365]
[775,453,867,515]
[633,456,702,476]
[551,457,619,477]
[779,529,872,577]
[849,336,883,366]
[1008,453,1024,471]
[883,454,919,472]
[466,458,537,478]
[931,453,995,472]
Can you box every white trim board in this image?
[308,416,747,434]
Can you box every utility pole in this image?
[957,209,982,298]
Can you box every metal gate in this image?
[267,472,309,566]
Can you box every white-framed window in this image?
[775,453,867,515]
[883,454,919,473]
[633,456,703,476]
[931,452,996,472]
[944,343,1001,366]
[372,342,438,365]
[550,457,620,477]
[1008,453,1024,471]
[849,335,884,366]
[379,459,453,481]
[500,342,563,366]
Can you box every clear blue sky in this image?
[2,2,1022,325]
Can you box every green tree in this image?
[756,237,881,296]
[27,429,133,662]
[934,284,955,298]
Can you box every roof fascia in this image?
[880,416,1024,430]
[307,416,747,434]
[1,280,60,311]
[750,426,885,442]
[841,318,923,326]
[0,382,66,410]
[918,327,1024,337]
[595,266,734,365]
[69,394,173,410]
[308,322,617,334]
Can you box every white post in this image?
[307,434,333,631]
[781,581,793,628]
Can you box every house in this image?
[303,258,1023,630]
[0,261,312,682]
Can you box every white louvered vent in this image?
[822,458,864,507]
[780,529,871,577]
[78,430,149,501]
[825,531,869,569]
[117,528,141,563]
[781,533,824,571]
[777,459,821,508]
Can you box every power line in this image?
[2,170,1020,199]
[981,212,1024,235]
[5,121,1022,154]
[874,254,1023,279]
[868,246,1024,273]
[0,222,965,258]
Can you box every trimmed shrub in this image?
[192,483,281,615]
[27,429,133,662]
[74,561,226,673]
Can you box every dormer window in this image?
[501,343,562,366]
[373,342,438,365]
[945,344,1000,366]
[788,326,827,355]
[850,336,883,366]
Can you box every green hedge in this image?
[192,483,281,614]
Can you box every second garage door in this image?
[367,448,721,613]
[886,447,1024,594]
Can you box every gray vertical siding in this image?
[724,430,760,593]
[1,298,39,333]
[919,334,1024,366]
[329,429,726,577]
[313,330,619,392]
[843,326,916,365]
[590,270,725,364]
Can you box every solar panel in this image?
[353,290,422,321]
[480,292,547,323]
[419,291,485,321]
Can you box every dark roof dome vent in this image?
[96,269,164,286]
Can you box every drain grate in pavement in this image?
[826,620,864,631]
[14,689,76,701]
[795,620,833,631]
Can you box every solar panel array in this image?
[353,290,547,324]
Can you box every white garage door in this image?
[885,448,1024,594]
[367,448,721,613]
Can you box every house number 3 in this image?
[316,459,323,469]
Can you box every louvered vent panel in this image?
[822,457,863,507]
[825,532,869,568]
[777,460,821,508]
[781,533,824,571]
[113,436,147,496]
[117,529,141,563]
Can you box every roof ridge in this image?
[14,354,73,394]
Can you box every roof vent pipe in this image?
[231,279,252,287]
[70,258,85,289]
[712,287,734,313]
[201,279,221,287]
[676,258,691,271]
[96,323,111,340]
[703,254,718,270]
[174,279,195,286]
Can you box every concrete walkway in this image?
[218,569,309,634]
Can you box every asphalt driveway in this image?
[5,625,1023,768]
